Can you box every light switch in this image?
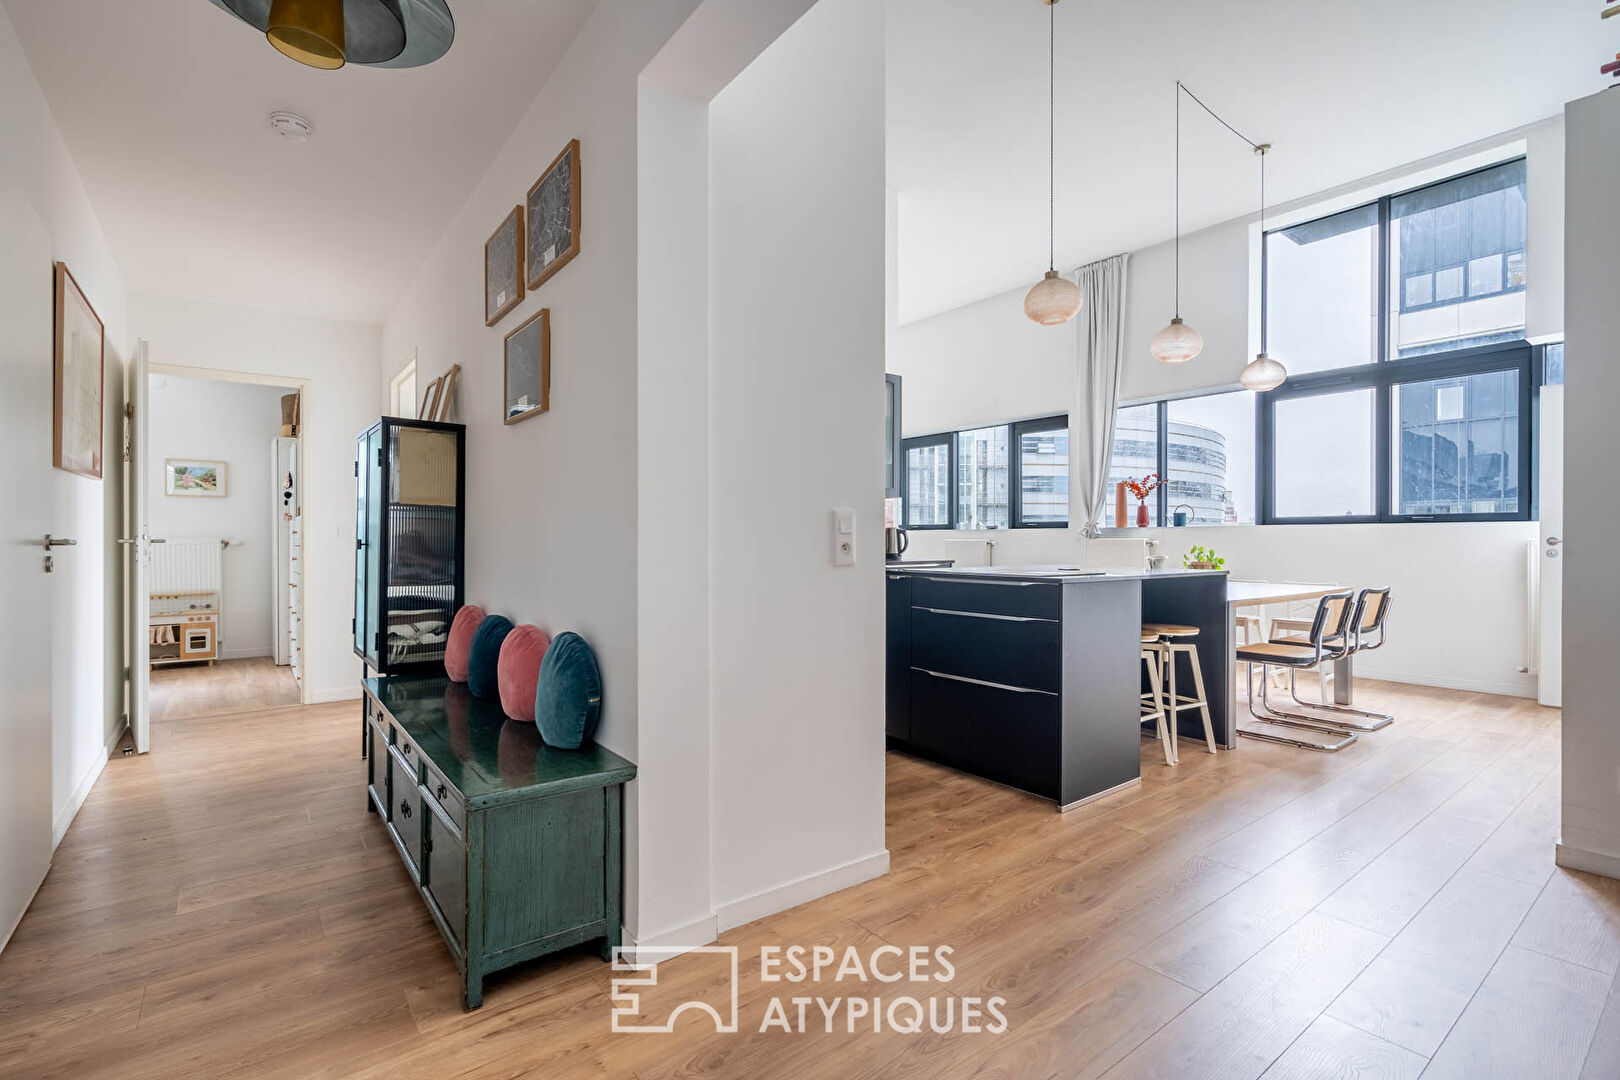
[832,508,856,566]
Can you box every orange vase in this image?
[1136,501,1149,528]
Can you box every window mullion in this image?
[1157,402,1169,526]
[1008,423,1021,529]
[1376,195,1391,365]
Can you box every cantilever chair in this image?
[1236,590,1358,751]
[1274,587,1394,731]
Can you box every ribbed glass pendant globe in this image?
[1024,270,1082,326]
[1239,352,1288,391]
[1150,317,1203,364]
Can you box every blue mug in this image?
[1172,504,1191,527]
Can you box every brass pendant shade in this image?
[205,0,454,70]
[267,0,347,69]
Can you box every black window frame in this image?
[902,414,1069,530]
[1257,340,1536,524]
[1099,393,1257,528]
[1256,157,1537,525]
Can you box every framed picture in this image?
[420,374,445,420]
[53,261,105,479]
[525,139,581,292]
[484,205,524,326]
[164,459,227,497]
[503,308,550,425]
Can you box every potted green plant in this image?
[1183,544,1226,571]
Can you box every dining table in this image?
[1225,580,1354,746]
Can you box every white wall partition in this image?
[1559,86,1620,880]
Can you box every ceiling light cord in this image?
[1048,0,1055,272]
[1173,80,1180,316]
[1177,82,1262,153]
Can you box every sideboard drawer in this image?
[366,714,389,815]
[911,575,1061,620]
[424,798,466,948]
[388,749,424,879]
[421,757,466,834]
[390,724,422,775]
[911,606,1060,692]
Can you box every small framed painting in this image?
[484,205,524,326]
[165,459,227,497]
[525,139,581,292]
[503,308,550,425]
[53,262,105,479]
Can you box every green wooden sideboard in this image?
[363,675,635,1010]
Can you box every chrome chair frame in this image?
[1238,590,1360,752]
[1282,588,1394,730]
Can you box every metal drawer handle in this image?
[398,799,412,820]
[435,783,448,801]
[914,668,1058,696]
[922,576,1039,587]
[915,606,1053,623]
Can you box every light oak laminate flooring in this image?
[2,680,1616,1078]
[149,656,300,723]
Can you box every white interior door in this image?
[124,341,152,752]
[0,175,55,945]
[1538,385,1563,707]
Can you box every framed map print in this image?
[503,307,550,425]
[53,261,105,479]
[485,205,524,326]
[525,139,581,292]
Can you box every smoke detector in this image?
[268,111,313,144]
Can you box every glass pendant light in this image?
[1240,143,1288,391]
[205,0,456,70]
[1024,0,1081,326]
[1151,83,1203,364]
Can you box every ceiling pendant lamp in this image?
[204,0,455,70]
[1239,143,1288,391]
[1023,0,1081,327]
[1150,83,1203,364]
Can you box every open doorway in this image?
[140,369,305,726]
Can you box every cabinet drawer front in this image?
[421,758,466,833]
[366,714,389,814]
[911,576,1061,620]
[387,751,424,878]
[910,607,1060,693]
[390,724,423,775]
[424,799,466,947]
[909,669,1061,799]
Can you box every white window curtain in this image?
[1071,253,1130,537]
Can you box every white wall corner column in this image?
[1557,86,1620,880]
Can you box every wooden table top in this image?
[1226,580,1346,608]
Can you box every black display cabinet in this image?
[354,416,466,675]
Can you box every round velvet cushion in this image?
[467,615,514,700]
[443,604,486,683]
[535,632,603,749]
[497,625,552,722]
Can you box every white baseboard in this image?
[308,685,362,705]
[618,911,721,966]
[714,848,890,933]
[220,646,272,661]
[52,719,127,850]
[1556,842,1620,881]
[1356,666,1537,700]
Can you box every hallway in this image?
[149,657,299,724]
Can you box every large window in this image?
[903,415,1068,529]
[1101,393,1258,526]
[1258,159,1536,524]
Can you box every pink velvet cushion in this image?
[443,604,486,683]
[497,624,552,722]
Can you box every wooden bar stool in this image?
[1141,629,1175,766]
[1143,623,1218,757]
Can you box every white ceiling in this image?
[889,0,1601,324]
[3,0,598,324]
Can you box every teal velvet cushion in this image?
[467,615,514,700]
[535,632,602,749]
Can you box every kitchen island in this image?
[885,565,1230,810]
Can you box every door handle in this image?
[41,535,77,548]
[1546,537,1562,546]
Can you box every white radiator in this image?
[150,538,224,595]
[1524,538,1540,676]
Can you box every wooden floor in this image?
[3,681,1619,1078]
[150,656,300,723]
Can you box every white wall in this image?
[0,3,131,848]
[891,121,1564,699]
[129,293,382,704]
[146,375,285,659]
[705,0,888,927]
[1559,86,1620,879]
